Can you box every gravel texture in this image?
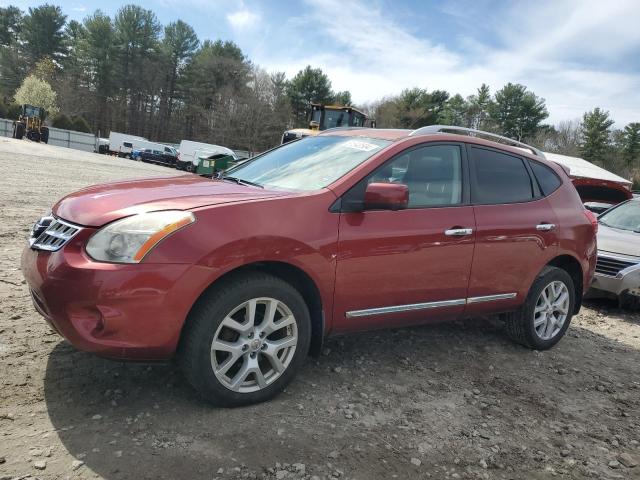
[1,138,639,480]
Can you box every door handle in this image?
[536,223,556,231]
[444,228,473,236]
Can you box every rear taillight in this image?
[584,209,598,234]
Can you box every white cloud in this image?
[227,7,260,30]
[252,0,640,126]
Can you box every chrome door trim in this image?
[345,293,518,318]
[466,293,517,304]
[345,298,466,318]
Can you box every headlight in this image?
[86,210,195,263]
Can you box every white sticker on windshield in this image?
[342,140,379,152]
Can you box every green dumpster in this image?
[196,153,236,177]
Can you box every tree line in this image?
[0,3,638,184]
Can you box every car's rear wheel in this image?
[179,273,311,407]
[504,266,575,350]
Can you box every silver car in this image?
[589,198,640,307]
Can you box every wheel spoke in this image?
[263,314,295,336]
[534,315,546,327]
[229,359,251,391]
[212,338,242,353]
[245,298,257,325]
[254,367,267,388]
[544,316,555,338]
[262,349,285,373]
[259,299,279,334]
[221,315,252,334]
[541,288,551,308]
[268,336,297,352]
[215,351,242,376]
[554,291,568,309]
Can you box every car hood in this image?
[53,175,287,227]
[597,223,640,259]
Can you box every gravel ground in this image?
[1,138,639,480]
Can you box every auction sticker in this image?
[342,140,379,152]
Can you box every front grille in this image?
[30,217,81,251]
[595,255,639,277]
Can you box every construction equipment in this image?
[281,103,375,144]
[12,104,49,143]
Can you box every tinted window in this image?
[472,148,533,204]
[367,145,463,207]
[529,160,561,196]
[123,142,133,148]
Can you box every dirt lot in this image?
[0,138,639,480]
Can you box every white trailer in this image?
[176,140,236,172]
[107,132,178,160]
[107,131,149,157]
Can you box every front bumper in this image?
[21,228,212,360]
[589,254,640,299]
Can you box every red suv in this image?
[22,126,597,406]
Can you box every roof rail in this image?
[319,126,369,134]
[409,125,546,158]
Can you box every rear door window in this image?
[471,147,534,204]
[529,160,561,196]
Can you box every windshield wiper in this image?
[220,176,263,188]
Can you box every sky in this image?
[6,0,640,126]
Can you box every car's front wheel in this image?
[179,273,311,407]
[504,266,575,350]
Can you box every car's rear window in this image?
[224,136,390,191]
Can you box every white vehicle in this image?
[107,132,148,158]
[107,132,178,162]
[177,140,236,172]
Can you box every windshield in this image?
[599,200,640,232]
[223,136,390,191]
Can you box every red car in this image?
[22,126,597,406]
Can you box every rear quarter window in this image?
[529,160,562,196]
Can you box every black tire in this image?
[179,272,311,407]
[504,266,575,350]
[13,122,25,140]
[40,127,49,144]
[27,130,41,142]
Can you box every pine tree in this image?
[622,122,640,168]
[580,108,614,166]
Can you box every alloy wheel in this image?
[211,297,298,393]
[533,280,570,340]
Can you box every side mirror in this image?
[364,182,409,211]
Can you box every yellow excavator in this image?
[12,104,49,143]
[281,103,374,144]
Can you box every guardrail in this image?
[0,118,96,152]
[0,118,256,158]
